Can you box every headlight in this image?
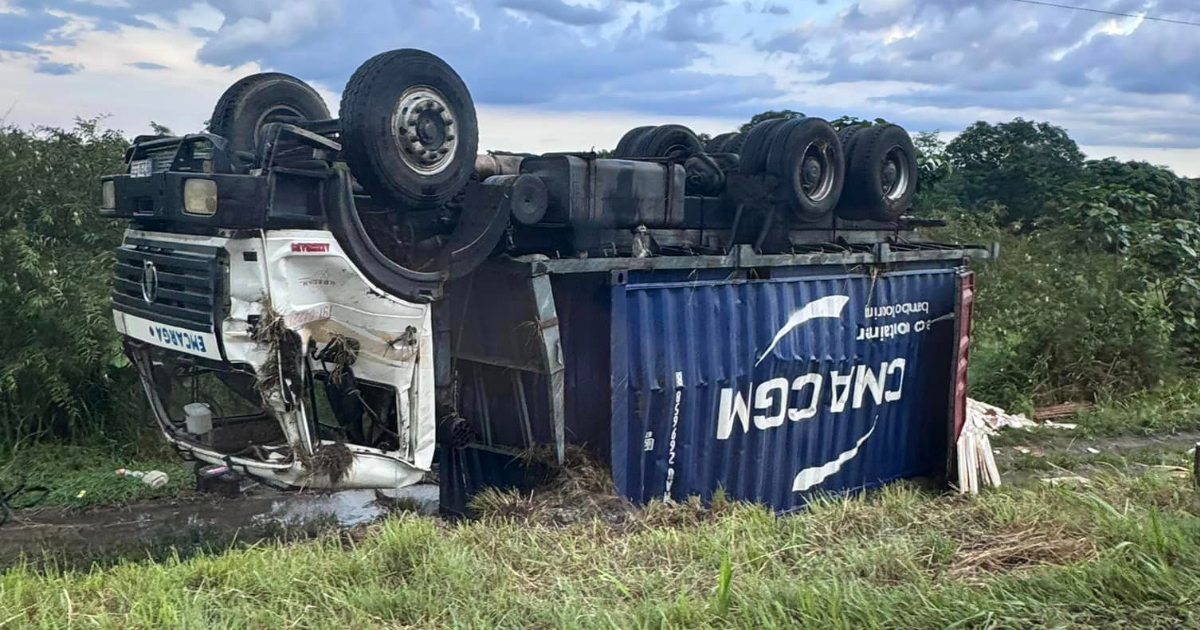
[183,179,217,216]
[101,180,115,210]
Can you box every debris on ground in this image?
[1086,447,1101,455]
[304,442,354,485]
[1041,476,1091,487]
[469,446,638,528]
[968,398,1036,433]
[116,468,170,489]
[468,446,727,531]
[948,523,1096,582]
[957,410,1002,494]
[959,398,1095,494]
[969,398,1083,434]
[1149,465,1191,480]
[1033,402,1093,421]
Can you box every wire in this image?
[998,0,1200,27]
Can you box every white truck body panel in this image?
[118,228,436,490]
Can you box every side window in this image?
[309,374,405,456]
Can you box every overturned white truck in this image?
[100,49,991,514]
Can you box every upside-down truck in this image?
[99,49,992,514]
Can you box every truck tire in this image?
[632,124,703,159]
[765,117,844,221]
[838,124,867,157]
[208,73,329,154]
[706,132,738,153]
[614,126,655,158]
[721,132,747,156]
[340,49,479,209]
[738,118,790,174]
[840,124,917,222]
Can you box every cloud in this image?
[659,0,725,43]
[182,0,777,118]
[496,0,618,25]
[33,60,82,74]
[5,0,1200,175]
[0,7,67,51]
[756,23,811,53]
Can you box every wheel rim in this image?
[881,146,911,201]
[393,85,458,176]
[796,141,835,203]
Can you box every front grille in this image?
[146,147,176,174]
[112,236,225,332]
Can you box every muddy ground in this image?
[0,485,437,569]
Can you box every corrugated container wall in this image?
[609,269,959,513]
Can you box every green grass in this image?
[1004,441,1195,474]
[987,380,1200,448]
[0,430,192,511]
[1072,381,1200,437]
[4,472,1200,629]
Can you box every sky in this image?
[1,0,1199,176]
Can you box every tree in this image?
[1084,158,1199,221]
[0,119,133,445]
[738,109,803,133]
[945,118,1086,226]
[911,131,958,211]
[829,115,890,130]
[149,120,173,136]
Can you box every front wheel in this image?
[340,49,479,210]
[208,73,329,154]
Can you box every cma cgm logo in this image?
[715,295,906,441]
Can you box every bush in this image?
[930,212,1186,410]
[0,120,135,446]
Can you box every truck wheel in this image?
[614,126,655,158]
[340,49,479,209]
[838,124,867,156]
[721,132,747,156]
[840,124,917,222]
[706,132,738,153]
[765,117,844,221]
[738,118,790,174]
[208,73,329,154]
[633,124,703,159]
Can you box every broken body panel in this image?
[115,229,435,489]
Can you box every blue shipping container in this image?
[610,268,960,513]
